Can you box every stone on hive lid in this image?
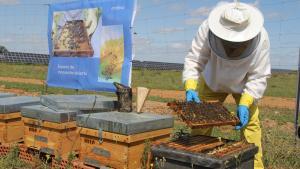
[0,96,40,114]
[21,105,80,123]
[76,111,174,135]
[0,92,16,98]
[40,95,117,111]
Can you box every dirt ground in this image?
[0,76,296,109]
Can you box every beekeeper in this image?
[183,2,270,169]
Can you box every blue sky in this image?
[0,0,299,69]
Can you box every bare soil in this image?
[262,119,278,128]
[0,76,44,85]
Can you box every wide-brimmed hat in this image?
[208,2,264,42]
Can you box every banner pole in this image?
[295,48,300,141]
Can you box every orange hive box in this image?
[21,105,81,158]
[77,112,174,169]
[0,96,39,144]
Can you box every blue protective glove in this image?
[186,90,201,103]
[235,105,250,130]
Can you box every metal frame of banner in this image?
[295,48,300,141]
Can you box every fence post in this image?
[295,48,300,141]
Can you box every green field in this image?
[0,63,296,98]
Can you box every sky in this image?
[0,0,299,70]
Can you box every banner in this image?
[47,0,136,92]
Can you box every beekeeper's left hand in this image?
[235,105,249,130]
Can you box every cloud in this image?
[169,2,184,11]
[136,4,142,14]
[155,27,185,34]
[266,12,281,19]
[185,18,204,26]
[168,42,188,49]
[189,7,211,17]
[0,37,14,43]
[0,0,19,4]
[133,36,151,49]
[152,0,161,4]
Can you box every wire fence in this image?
[0,0,299,70]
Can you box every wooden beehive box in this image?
[0,96,39,144]
[77,111,174,169]
[151,135,258,169]
[21,105,81,158]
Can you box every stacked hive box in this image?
[21,105,80,158]
[151,136,258,169]
[0,92,17,144]
[21,95,117,158]
[77,111,174,169]
[0,96,40,144]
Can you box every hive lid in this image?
[0,96,40,114]
[21,105,80,123]
[76,111,174,135]
[40,95,117,111]
[0,92,16,98]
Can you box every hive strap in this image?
[184,79,198,91]
[98,128,103,143]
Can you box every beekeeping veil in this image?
[208,1,264,60]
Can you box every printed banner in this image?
[47,0,136,92]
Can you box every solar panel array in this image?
[132,60,183,70]
[0,52,184,70]
[0,52,49,65]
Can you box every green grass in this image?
[0,63,47,80]
[0,63,297,98]
[132,69,183,90]
[265,72,297,98]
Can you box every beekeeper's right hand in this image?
[185,79,201,103]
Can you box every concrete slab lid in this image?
[0,96,40,114]
[0,92,16,98]
[21,105,80,123]
[77,111,174,135]
[40,95,117,111]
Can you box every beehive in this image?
[151,135,258,169]
[21,105,81,158]
[0,96,39,144]
[77,111,174,169]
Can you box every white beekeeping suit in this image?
[182,2,270,169]
[182,20,271,100]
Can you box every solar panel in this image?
[0,52,184,70]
